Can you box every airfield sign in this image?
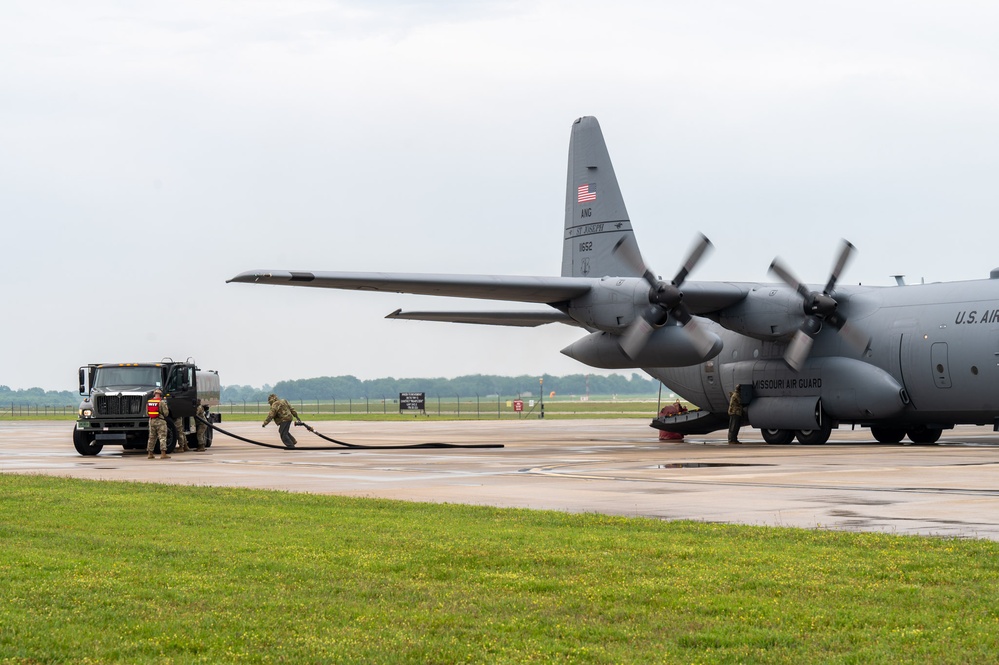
[399,392,426,414]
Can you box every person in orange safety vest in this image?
[146,388,171,460]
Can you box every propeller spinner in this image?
[612,233,716,359]
[768,239,870,371]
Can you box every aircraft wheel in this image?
[761,428,794,445]
[796,425,831,445]
[871,426,906,444]
[73,428,103,456]
[907,426,942,444]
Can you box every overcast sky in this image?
[4,1,999,392]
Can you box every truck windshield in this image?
[93,366,163,390]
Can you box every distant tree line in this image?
[0,373,662,407]
[0,385,80,407]
[221,373,660,403]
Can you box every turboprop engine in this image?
[561,325,723,369]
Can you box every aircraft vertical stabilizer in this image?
[561,116,639,278]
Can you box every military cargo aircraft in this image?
[229,116,999,445]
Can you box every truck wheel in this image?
[154,429,176,455]
[761,428,794,445]
[73,428,103,456]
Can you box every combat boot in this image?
[147,452,155,459]
[160,452,171,460]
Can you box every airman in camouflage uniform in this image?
[173,412,190,452]
[195,400,209,452]
[262,393,301,448]
[147,388,171,460]
[727,385,744,444]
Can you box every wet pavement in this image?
[4,419,999,539]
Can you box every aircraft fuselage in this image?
[650,277,999,434]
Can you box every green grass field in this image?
[2,474,998,663]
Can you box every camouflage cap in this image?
[268,393,277,403]
[153,388,163,395]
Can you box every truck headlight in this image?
[79,408,93,418]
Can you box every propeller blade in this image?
[619,311,656,359]
[823,239,855,295]
[773,239,866,371]
[839,321,870,354]
[681,316,720,359]
[611,237,655,284]
[613,233,716,359]
[784,329,814,372]
[768,258,812,301]
[671,233,713,287]
[671,302,693,326]
[620,308,719,361]
[827,311,870,354]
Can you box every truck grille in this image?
[95,395,144,416]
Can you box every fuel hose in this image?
[197,416,503,450]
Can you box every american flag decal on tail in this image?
[577,183,596,203]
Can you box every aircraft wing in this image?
[226,270,594,304]
[385,308,579,327]
[678,282,752,314]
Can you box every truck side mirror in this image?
[78,367,86,395]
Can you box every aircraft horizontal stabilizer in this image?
[226,270,593,304]
[385,309,578,327]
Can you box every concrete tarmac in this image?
[4,419,999,540]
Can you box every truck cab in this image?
[74,359,220,456]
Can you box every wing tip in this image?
[227,270,295,284]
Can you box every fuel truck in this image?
[74,359,221,456]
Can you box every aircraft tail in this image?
[561,116,640,278]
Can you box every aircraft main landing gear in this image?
[871,426,906,444]
[906,425,942,444]
[796,423,832,445]
[761,428,795,445]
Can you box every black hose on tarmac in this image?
[196,416,503,450]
